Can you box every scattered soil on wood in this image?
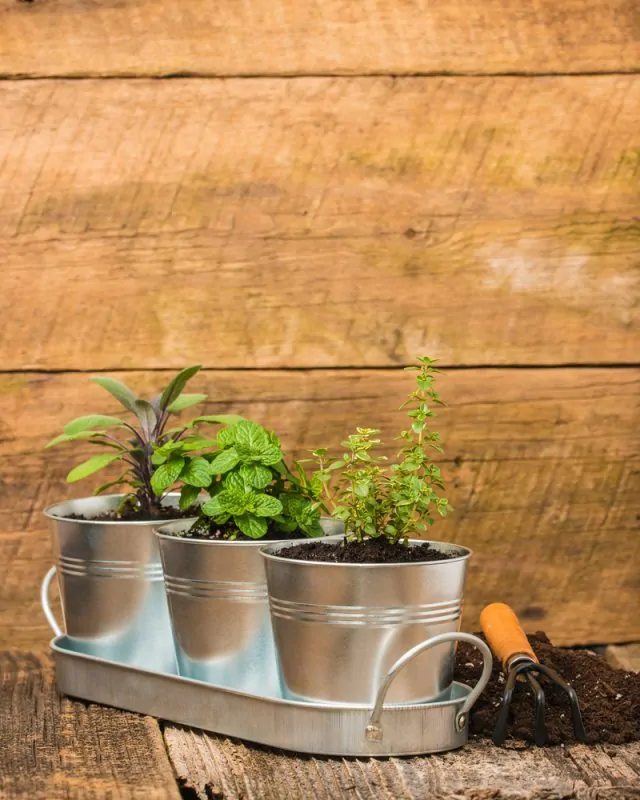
[168,518,304,542]
[455,632,640,746]
[64,505,199,523]
[276,538,458,563]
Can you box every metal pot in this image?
[156,518,344,691]
[261,538,471,705]
[43,493,190,672]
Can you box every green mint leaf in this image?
[251,494,283,518]
[223,472,246,492]
[91,376,138,413]
[63,415,127,436]
[180,456,212,488]
[209,448,240,474]
[179,484,201,511]
[166,393,208,413]
[159,365,202,411]
[235,513,268,539]
[239,464,272,489]
[201,494,225,518]
[216,488,250,516]
[150,456,185,496]
[216,427,237,449]
[234,420,269,453]
[258,445,284,466]
[67,453,123,483]
[299,517,324,538]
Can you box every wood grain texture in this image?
[1,368,638,649]
[0,650,180,799]
[1,77,638,369]
[165,727,640,800]
[1,0,639,78]
[607,645,640,672]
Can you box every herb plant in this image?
[156,419,324,539]
[304,357,451,544]
[46,366,238,518]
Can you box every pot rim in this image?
[43,492,194,527]
[154,517,338,547]
[260,537,472,567]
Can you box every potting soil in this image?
[455,633,640,746]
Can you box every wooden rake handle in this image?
[480,602,538,672]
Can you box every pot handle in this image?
[41,566,64,637]
[365,631,493,741]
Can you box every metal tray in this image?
[43,570,492,756]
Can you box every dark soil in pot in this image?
[455,632,640,746]
[167,518,305,542]
[65,505,199,523]
[276,537,457,563]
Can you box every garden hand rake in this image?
[480,602,588,746]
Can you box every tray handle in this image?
[365,631,493,741]
[41,566,64,637]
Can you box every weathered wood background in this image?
[0,1,638,652]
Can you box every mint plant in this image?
[46,366,238,518]
[306,357,451,544]
[157,419,324,539]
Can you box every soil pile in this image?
[455,632,640,746]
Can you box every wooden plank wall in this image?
[0,1,638,649]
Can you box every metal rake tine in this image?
[492,666,519,746]
[536,663,588,743]
[525,671,547,746]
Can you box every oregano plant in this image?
[304,356,452,544]
[46,366,239,518]
[158,419,324,539]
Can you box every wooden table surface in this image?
[1,647,639,800]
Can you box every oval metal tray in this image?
[43,568,492,757]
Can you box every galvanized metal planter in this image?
[155,519,343,692]
[43,493,191,672]
[261,539,472,705]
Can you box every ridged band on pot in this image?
[155,519,344,692]
[261,538,472,705]
[43,494,191,672]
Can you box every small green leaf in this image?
[239,463,272,489]
[63,415,127,436]
[159,366,202,411]
[235,513,268,539]
[179,484,201,511]
[91,376,138,413]
[67,453,123,483]
[167,393,208,413]
[209,448,240,474]
[180,456,212,488]
[150,456,185,496]
[251,494,283,517]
